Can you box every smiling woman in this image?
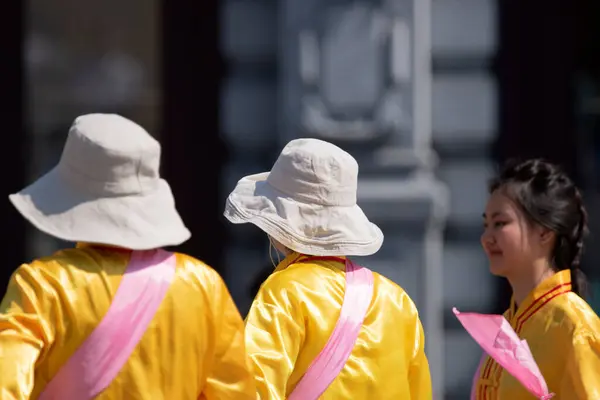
[483,159,588,302]
[473,158,600,399]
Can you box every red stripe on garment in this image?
[513,283,571,331]
[515,287,571,333]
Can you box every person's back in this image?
[0,114,255,399]
[1,246,251,399]
[245,255,430,399]
[225,138,432,399]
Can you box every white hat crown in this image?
[267,139,359,207]
[58,114,161,196]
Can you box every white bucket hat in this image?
[9,113,191,250]
[224,138,383,256]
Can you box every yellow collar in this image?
[508,269,572,332]
[273,252,347,273]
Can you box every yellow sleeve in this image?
[407,303,432,399]
[0,265,55,400]
[244,275,304,400]
[559,332,600,399]
[202,272,256,400]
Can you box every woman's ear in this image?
[269,235,292,256]
[539,226,556,245]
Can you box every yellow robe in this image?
[245,253,432,399]
[475,270,600,399]
[0,244,256,400]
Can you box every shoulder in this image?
[257,263,307,299]
[372,271,421,317]
[256,259,343,304]
[372,270,408,294]
[2,249,91,309]
[373,271,415,298]
[263,261,417,312]
[549,294,600,363]
[174,252,214,272]
[173,252,226,289]
[12,247,109,290]
[545,292,600,341]
[28,247,99,270]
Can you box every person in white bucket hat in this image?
[0,114,255,399]
[225,138,432,399]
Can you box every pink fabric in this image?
[288,259,374,400]
[39,249,176,400]
[453,307,555,400]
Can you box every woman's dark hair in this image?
[489,159,589,298]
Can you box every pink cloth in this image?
[288,259,374,400]
[453,307,554,400]
[39,249,176,400]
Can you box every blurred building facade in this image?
[0,1,597,399]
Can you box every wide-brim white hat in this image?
[224,138,383,256]
[10,114,190,250]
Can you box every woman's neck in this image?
[508,263,555,307]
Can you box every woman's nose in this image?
[480,229,494,246]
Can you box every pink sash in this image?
[38,249,176,400]
[288,258,374,400]
[454,308,555,400]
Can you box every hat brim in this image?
[9,167,191,250]
[224,172,383,256]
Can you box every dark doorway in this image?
[161,0,228,274]
[0,2,26,294]
[493,0,588,311]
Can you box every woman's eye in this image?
[494,221,507,228]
